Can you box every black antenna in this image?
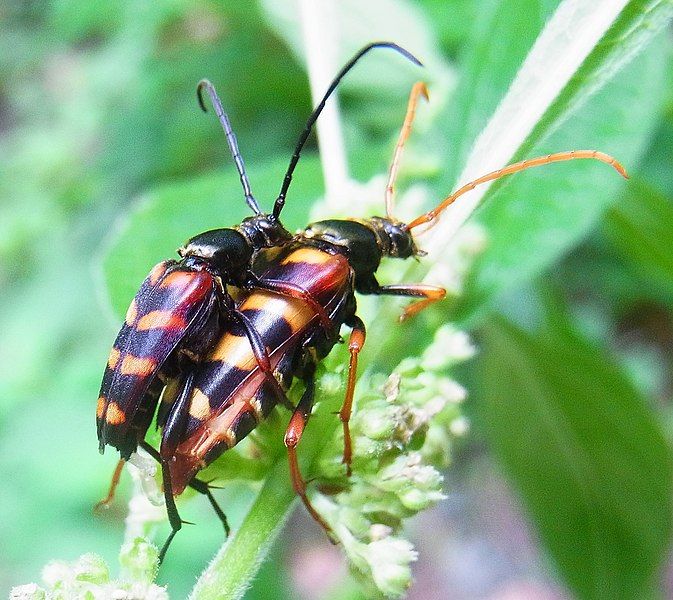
[272,41,422,220]
[197,79,261,215]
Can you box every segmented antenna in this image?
[197,79,262,215]
[406,150,629,230]
[273,41,423,220]
[385,81,429,220]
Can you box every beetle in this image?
[96,42,421,467]
[146,80,628,560]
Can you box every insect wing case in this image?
[165,245,355,493]
[97,260,220,459]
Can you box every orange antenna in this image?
[406,150,628,230]
[385,82,429,219]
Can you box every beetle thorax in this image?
[178,228,252,276]
[301,217,420,280]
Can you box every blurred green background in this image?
[1,1,672,598]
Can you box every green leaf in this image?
[478,315,673,599]
[438,0,559,190]
[602,178,673,297]
[420,0,673,324]
[454,38,668,322]
[260,0,450,94]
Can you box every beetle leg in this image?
[152,372,196,562]
[94,458,125,511]
[233,309,295,411]
[156,375,182,430]
[140,440,231,548]
[372,283,446,321]
[247,274,336,337]
[160,371,194,455]
[284,363,336,541]
[188,478,230,537]
[158,453,183,563]
[340,316,366,477]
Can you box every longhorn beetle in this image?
[97,49,628,562]
[134,85,627,560]
[96,42,419,465]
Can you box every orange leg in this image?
[94,458,125,511]
[374,283,446,321]
[385,81,429,219]
[284,368,336,541]
[340,317,366,476]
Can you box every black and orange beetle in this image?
[97,43,628,561]
[96,41,421,554]
[150,80,628,557]
[96,42,420,462]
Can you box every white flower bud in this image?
[119,537,160,584]
[9,584,46,600]
[363,537,418,598]
[73,553,110,584]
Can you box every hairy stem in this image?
[189,374,342,600]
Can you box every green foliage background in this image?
[1,1,672,598]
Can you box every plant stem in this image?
[189,457,297,600]
[189,372,343,600]
[298,0,349,209]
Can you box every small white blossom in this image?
[449,415,470,437]
[13,539,167,600]
[9,583,46,600]
[311,320,474,597]
[119,537,160,584]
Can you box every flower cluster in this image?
[10,538,166,600]
[310,324,475,598]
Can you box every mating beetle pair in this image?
[96,42,627,560]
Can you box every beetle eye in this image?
[392,230,414,258]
